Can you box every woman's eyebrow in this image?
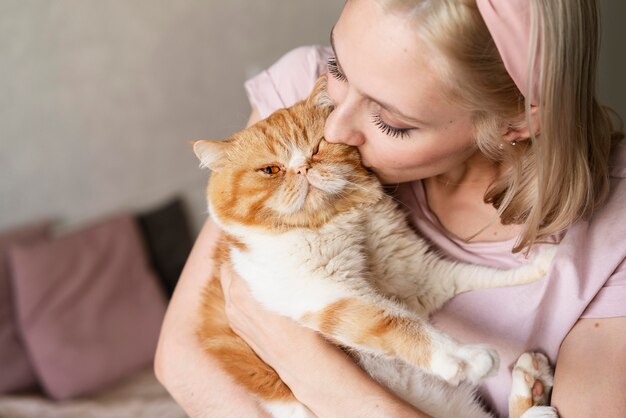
[329,27,428,127]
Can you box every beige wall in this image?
[598,0,626,121]
[0,1,624,233]
[0,1,343,232]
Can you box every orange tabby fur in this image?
[304,299,432,370]
[197,269,295,402]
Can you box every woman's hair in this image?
[378,0,623,253]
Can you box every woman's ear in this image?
[502,105,540,144]
[192,139,228,171]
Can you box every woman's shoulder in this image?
[593,141,626,225]
[244,45,333,119]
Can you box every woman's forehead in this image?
[333,0,465,124]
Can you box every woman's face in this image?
[324,0,478,184]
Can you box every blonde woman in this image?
[155,0,625,416]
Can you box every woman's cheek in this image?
[360,136,415,170]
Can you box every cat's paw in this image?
[511,352,553,406]
[456,344,500,384]
[431,344,499,386]
[520,406,559,418]
[534,246,558,276]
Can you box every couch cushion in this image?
[8,214,166,400]
[136,197,194,297]
[0,221,50,394]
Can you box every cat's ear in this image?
[306,75,334,110]
[193,139,228,171]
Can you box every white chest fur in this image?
[227,213,368,319]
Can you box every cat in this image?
[193,76,557,418]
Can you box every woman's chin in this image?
[364,166,389,182]
[370,169,408,185]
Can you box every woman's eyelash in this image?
[371,113,411,139]
[327,56,411,139]
[327,57,346,82]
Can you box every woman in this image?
[155,0,626,416]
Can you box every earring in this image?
[511,139,518,146]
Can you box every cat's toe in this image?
[430,352,464,386]
[431,345,499,386]
[456,344,499,383]
[511,352,553,405]
[520,406,559,418]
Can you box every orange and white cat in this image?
[193,77,557,418]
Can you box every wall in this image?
[0,0,343,232]
[598,0,626,121]
[0,1,624,234]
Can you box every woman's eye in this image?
[260,165,281,174]
[371,113,411,139]
[327,57,346,82]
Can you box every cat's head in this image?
[193,76,383,233]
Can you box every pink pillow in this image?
[8,214,167,400]
[0,221,50,394]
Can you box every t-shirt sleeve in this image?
[582,145,626,318]
[244,45,334,119]
[581,255,626,318]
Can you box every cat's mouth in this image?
[304,180,322,201]
[276,166,352,216]
[306,178,322,191]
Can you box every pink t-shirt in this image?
[245,45,626,417]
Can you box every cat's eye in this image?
[260,165,281,175]
[312,142,321,156]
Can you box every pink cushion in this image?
[8,214,167,400]
[0,221,50,394]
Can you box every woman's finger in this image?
[219,262,233,291]
[220,262,240,321]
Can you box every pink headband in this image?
[476,0,539,103]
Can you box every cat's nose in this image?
[295,164,309,175]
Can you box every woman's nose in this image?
[323,93,365,147]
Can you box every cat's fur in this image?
[194,77,556,418]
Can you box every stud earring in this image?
[511,139,518,146]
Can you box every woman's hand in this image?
[219,263,428,418]
[219,262,323,374]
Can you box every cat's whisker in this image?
[342,179,382,195]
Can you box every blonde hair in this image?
[379,0,623,253]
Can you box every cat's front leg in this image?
[301,297,499,386]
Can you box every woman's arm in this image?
[220,263,431,418]
[154,218,271,417]
[551,316,626,417]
